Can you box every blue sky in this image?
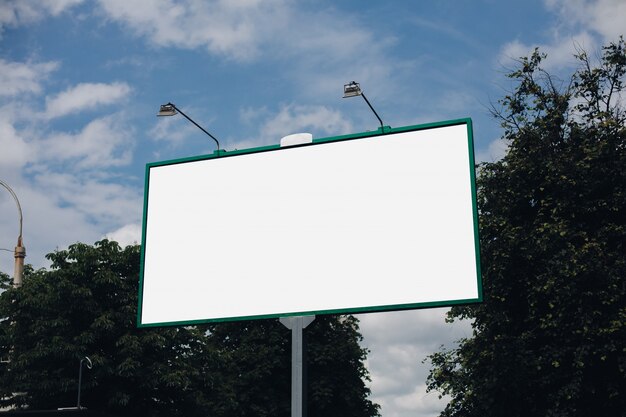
[0,1,624,416]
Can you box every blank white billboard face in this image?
[138,120,481,327]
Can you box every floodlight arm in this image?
[160,102,220,151]
[343,81,385,131]
[359,92,384,131]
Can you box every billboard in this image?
[138,118,482,327]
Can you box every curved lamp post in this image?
[0,179,25,287]
[157,102,221,151]
[343,81,386,132]
[77,356,93,409]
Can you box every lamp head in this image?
[81,356,93,369]
[157,103,177,117]
[343,81,362,98]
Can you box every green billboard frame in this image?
[137,117,482,328]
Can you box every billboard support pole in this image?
[280,316,315,417]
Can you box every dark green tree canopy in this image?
[0,240,379,417]
[0,241,218,416]
[426,39,626,417]
[205,315,380,417]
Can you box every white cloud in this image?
[96,0,288,61]
[239,106,269,125]
[33,172,141,228]
[0,0,83,34]
[41,0,85,15]
[1,175,141,271]
[261,104,352,141]
[1,79,138,270]
[0,179,92,270]
[104,223,142,247]
[0,113,140,269]
[359,309,473,417]
[229,104,352,150]
[283,27,398,101]
[0,119,31,170]
[545,0,626,41]
[34,115,134,170]
[0,61,139,275]
[500,32,597,70]
[44,82,132,119]
[410,16,484,52]
[93,0,390,67]
[500,0,625,70]
[0,59,59,97]
[391,384,449,416]
[150,114,206,146]
[475,138,510,163]
[94,1,400,104]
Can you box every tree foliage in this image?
[426,39,626,417]
[205,315,379,417]
[0,241,217,416]
[0,240,379,417]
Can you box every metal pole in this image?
[0,179,25,287]
[77,357,92,409]
[280,316,315,417]
[77,361,83,409]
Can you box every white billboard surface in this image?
[139,120,481,326]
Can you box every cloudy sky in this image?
[0,1,624,416]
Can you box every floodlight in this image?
[342,81,385,131]
[157,103,177,117]
[343,81,362,98]
[156,102,220,151]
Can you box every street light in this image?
[77,356,93,409]
[0,179,25,287]
[157,102,221,151]
[343,81,386,132]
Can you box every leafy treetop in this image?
[426,38,626,417]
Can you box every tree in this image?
[426,39,626,417]
[306,315,379,417]
[0,240,379,416]
[205,315,380,417]
[0,240,218,416]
